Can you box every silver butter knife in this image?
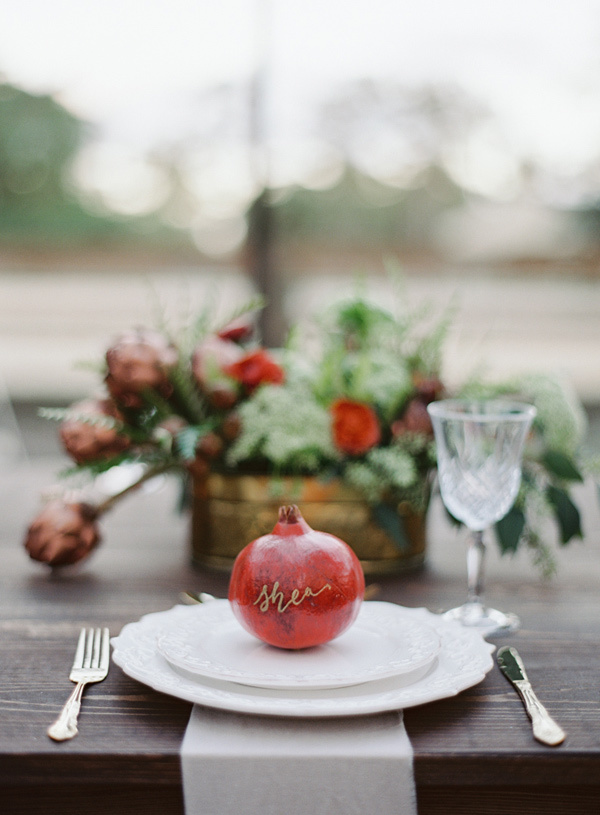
[497,646,566,746]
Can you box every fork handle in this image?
[47,681,86,741]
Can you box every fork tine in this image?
[99,627,110,671]
[91,627,101,669]
[72,628,87,670]
[83,627,94,669]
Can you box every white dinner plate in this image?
[155,600,441,689]
[111,602,495,718]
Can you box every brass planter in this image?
[191,473,427,576]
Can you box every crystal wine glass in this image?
[427,399,536,634]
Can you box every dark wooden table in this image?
[2,458,600,815]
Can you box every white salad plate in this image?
[155,600,441,689]
[111,601,495,718]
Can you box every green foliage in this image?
[371,503,411,551]
[175,425,209,461]
[462,373,591,569]
[345,447,417,503]
[495,506,526,554]
[545,485,582,544]
[310,293,448,422]
[541,450,583,482]
[169,364,207,424]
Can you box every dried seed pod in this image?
[24,499,101,567]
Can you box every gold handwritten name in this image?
[254,581,333,613]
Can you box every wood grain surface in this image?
[2,459,600,814]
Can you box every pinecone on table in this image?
[24,499,101,567]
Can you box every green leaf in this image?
[175,426,203,461]
[175,424,213,461]
[371,503,410,551]
[546,485,582,543]
[541,450,583,482]
[495,505,525,554]
[169,364,206,424]
[38,406,70,422]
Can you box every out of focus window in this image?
[0,1,599,402]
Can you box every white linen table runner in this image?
[181,704,417,815]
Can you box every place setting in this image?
[17,299,579,815]
[41,393,567,746]
[111,398,537,721]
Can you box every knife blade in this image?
[497,646,566,746]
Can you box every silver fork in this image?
[47,627,110,742]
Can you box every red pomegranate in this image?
[228,505,365,650]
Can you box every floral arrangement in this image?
[24,289,593,576]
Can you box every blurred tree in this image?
[0,80,193,251]
[0,81,82,205]
[272,163,463,255]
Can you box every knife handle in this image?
[513,680,566,746]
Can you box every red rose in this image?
[224,349,285,392]
[330,398,381,456]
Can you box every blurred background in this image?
[1,0,599,459]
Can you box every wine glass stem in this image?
[466,530,486,607]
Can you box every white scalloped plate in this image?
[111,602,495,718]
[155,601,441,689]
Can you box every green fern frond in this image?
[39,407,120,431]
[38,407,71,422]
[214,295,266,333]
[168,364,206,424]
[72,359,107,375]
[175,424,213,461]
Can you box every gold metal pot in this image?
[191,473,427,576]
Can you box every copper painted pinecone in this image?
[106,327,178,407]
[24,500,101,567]
[60,398,131,464]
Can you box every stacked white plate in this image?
[111,600,495,717]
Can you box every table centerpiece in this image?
[23,288,593,577]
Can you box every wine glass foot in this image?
[443,602,520,636]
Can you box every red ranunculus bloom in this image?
[217,316,254,344]
[330,398,381,456]
[224,349,285,392]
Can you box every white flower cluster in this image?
[345,446,418,503]
[226,383,337,471]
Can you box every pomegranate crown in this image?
[277,505,301,525]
